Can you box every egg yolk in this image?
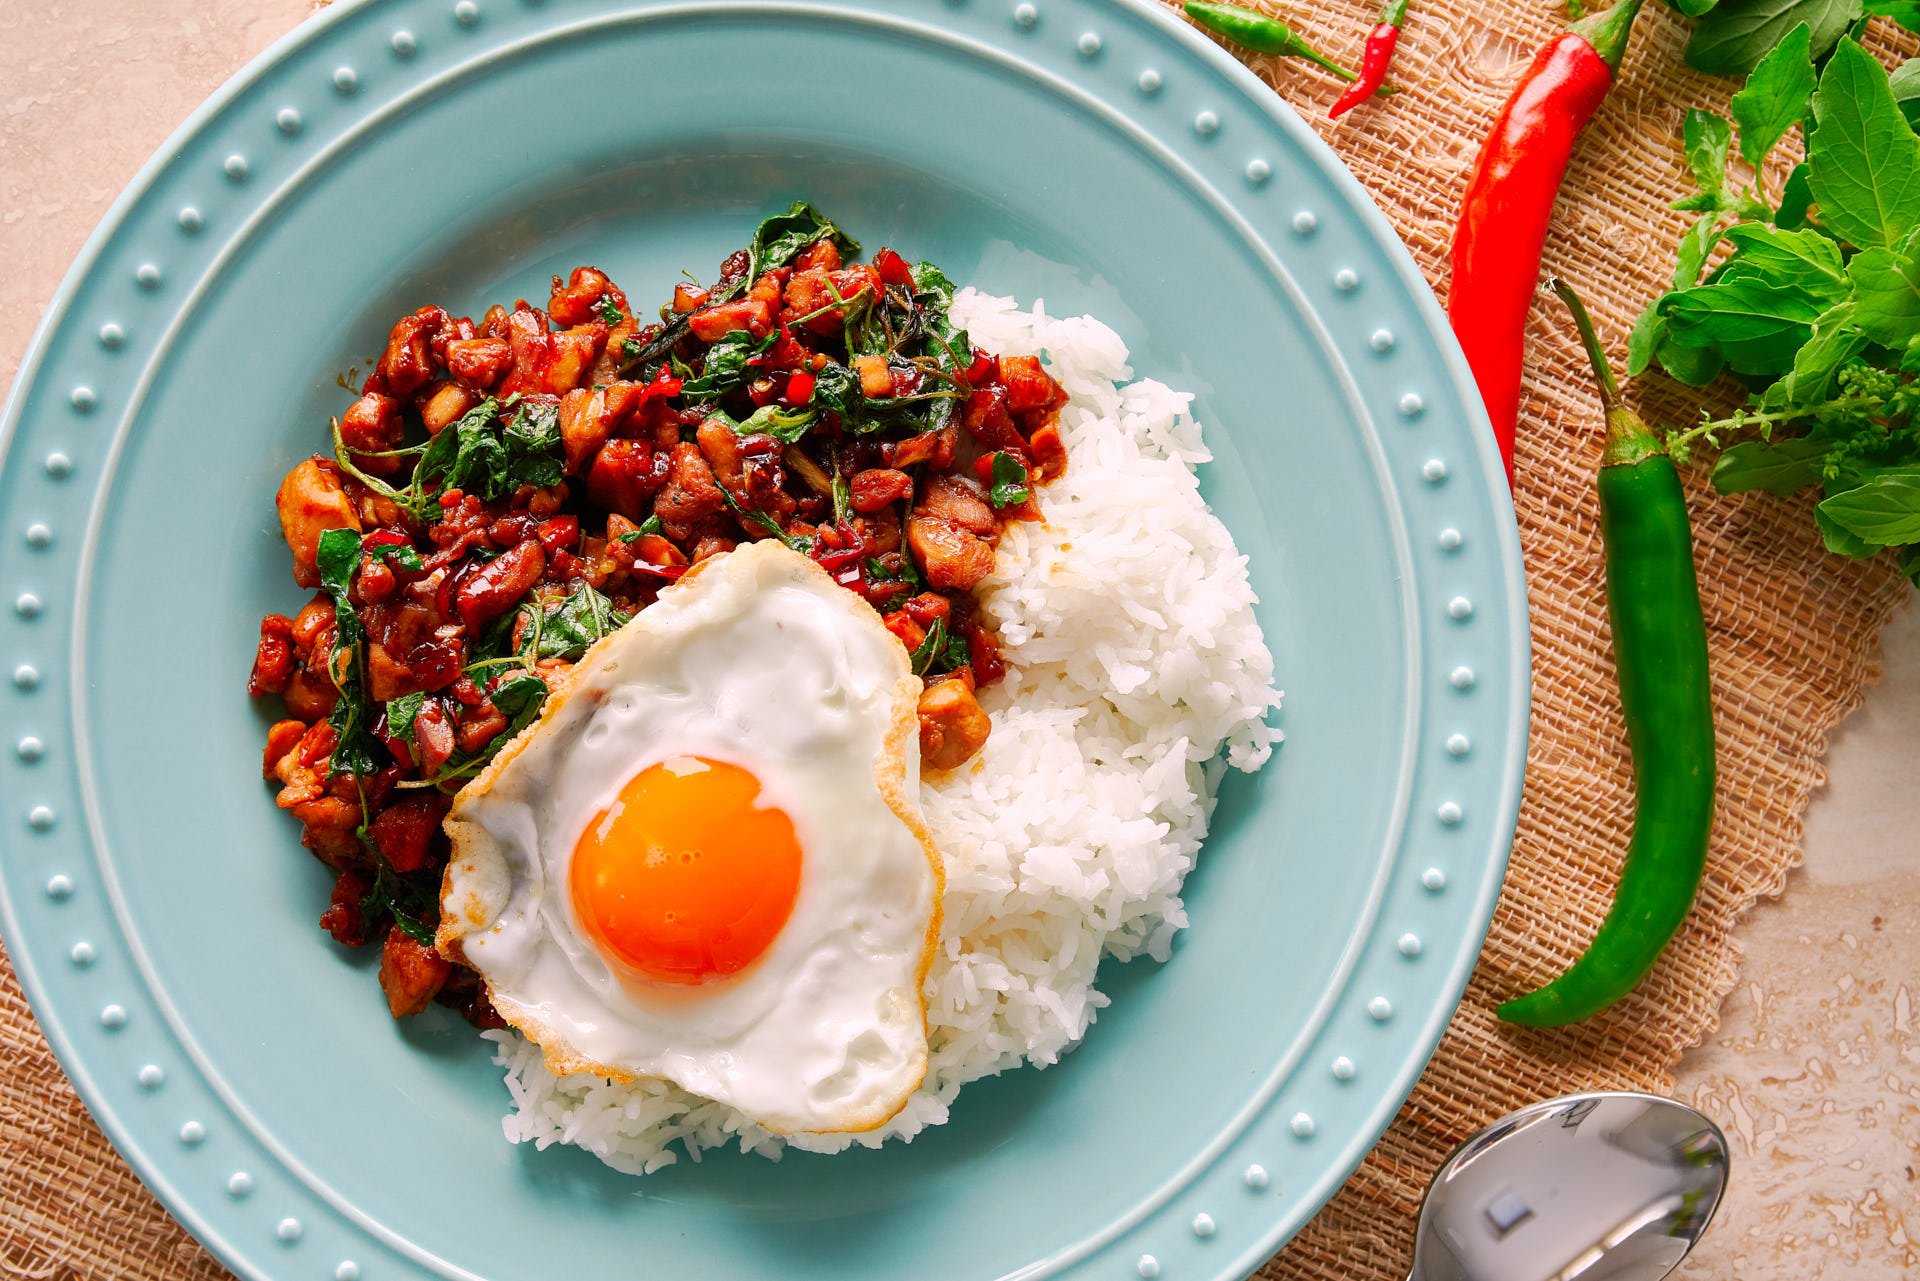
[570,756,803,986]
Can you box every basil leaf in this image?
[749,201,859,280]
[1814,503,1879,555]
[403,396,495,517]
[396,395,564,513]
[1657,224,1849,375]
[1627,302,1668,378]
[911,260,971,435]
[361,864,438,944]
[1633,216,1728,376]
[906,615,973,678]
[867,555,925,590]
[1684,109,1734,194]
[1807,38,1920,250]
[485,673,548,739]
[1712,436,1829,494]
[1686,0,1861,77]
[716,485,814,552]
[1847,229,1920,345]
[1866,0,1920,31]
[1716,223,1849,292]
[1655,327,1732,386]
[1676,214,1729,290]
[809,362,861,418]
[1815,465,1920,543]
[1671,190,1729,213]
[1660,274,1834,375]
[315,529,383,778]
[378,542,425,572]
[728,403,817,444]
[1775,161,1817,227]
[384,690,426,744]
[988,453,1032,508]
[622,317,692,369]
[441,418,508,499]
[1890,56,1920,126]
[942,625,972,673]
[845,313,893,372]
[679,332,757,397]
[1773,301,1872,402]
[497,400,565,497]
[832,470,852,526]
[316,527,363,602]
[908,618,946,677]
[516,583,631,663]
[1731,23,1818,168]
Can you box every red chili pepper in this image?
[786,369,816,405]
[813,521,871,573]
[1447,0,1643,487]
[873,247,916,289]
[831,563,868,595]
[1328,0,1407,119]
[639,368,683,402]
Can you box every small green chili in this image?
[1183,1,1360,82]
[1498,280,1717,1028]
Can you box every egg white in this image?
[437,541,942,1134]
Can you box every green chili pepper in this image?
[1184,1,1361,83]
[1498,280,1717,1028]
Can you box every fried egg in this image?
[437,541,942,1135]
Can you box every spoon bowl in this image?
[1407,1091,1730,1281]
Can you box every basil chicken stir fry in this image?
[249,204,1070,1022]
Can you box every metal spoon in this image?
[1407,1091,1730,1281]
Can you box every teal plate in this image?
[0,0,1527,1278]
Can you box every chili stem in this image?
[1570,0,1645,71]
[1550,277,1620,409]
[1550,277,1661,467]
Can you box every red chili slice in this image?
[964,349,996,385]
[873,248,916,289]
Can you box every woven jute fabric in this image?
[1,3,1912,1278]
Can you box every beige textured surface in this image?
[0,2,1913,1279]
[1672,603,1920,1280]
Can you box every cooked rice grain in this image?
[484,289,1283,1173]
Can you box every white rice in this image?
[482,289,1284,1173]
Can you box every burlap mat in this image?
[2,2,1912,1278]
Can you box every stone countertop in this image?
[1672,602,1919,1279]
[2,1,1914,1277]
